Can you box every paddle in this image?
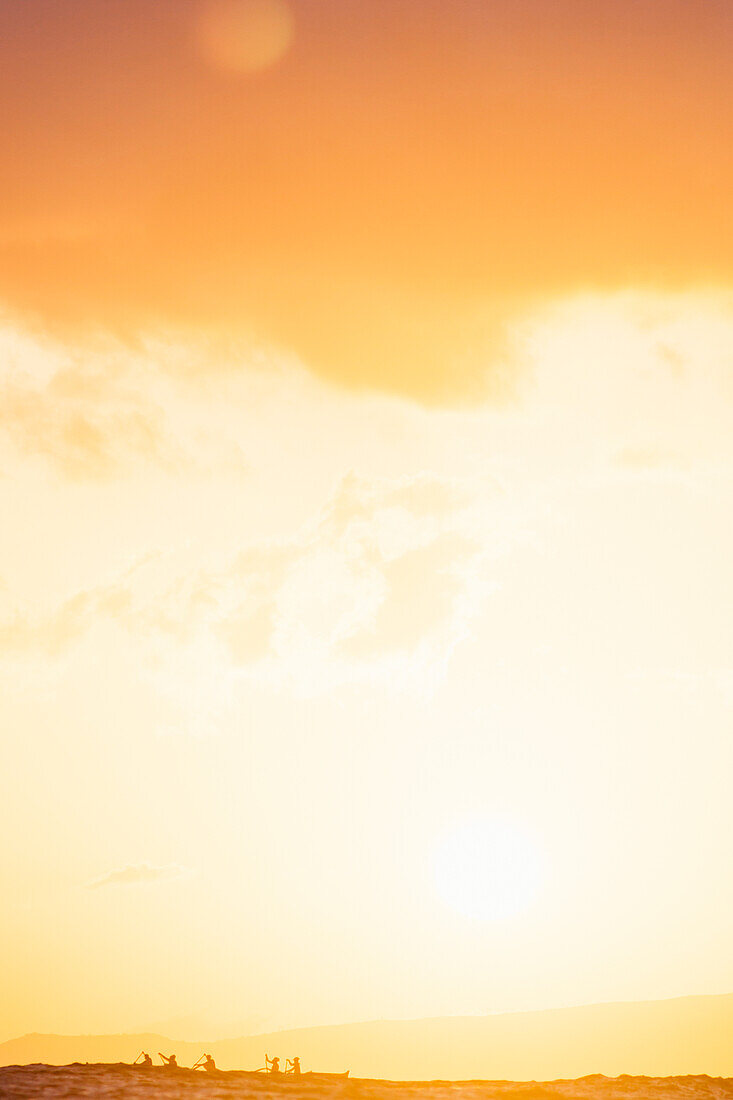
[133,1051,144,1065]
[192,1056,206,1070]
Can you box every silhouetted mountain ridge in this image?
[2,992,733,1080]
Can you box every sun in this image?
[433,818,545,921]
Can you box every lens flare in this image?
[198,0,294,75]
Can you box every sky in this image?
[1,0,732,1052]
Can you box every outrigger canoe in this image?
[130,1065,350,1080]
[241,1070,351,1082]
[280,1072,350,1082]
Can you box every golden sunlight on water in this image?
[1,1065,731,1100]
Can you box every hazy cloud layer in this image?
[0,322,253,478]
[1,291,732,482]
[1,290,732,722]
[0,472,490,703]
[87,863,189,888]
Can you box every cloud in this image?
[0,326,167,477]
[0,583,132,656]
[240,473,489,691]
[513,290,733,476]
[86,862,189,888]
[2,289,732,719]
[154,472,490,697]
[2,290,731,486]
[0,471,494,703]
[0,319,250,478]
[339,533,478,657]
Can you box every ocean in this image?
[0,1067,731,1100]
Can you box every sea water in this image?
[1,1066,732,1100]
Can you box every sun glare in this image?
[434,818,545,921]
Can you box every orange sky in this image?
[2,0,733,1057]
[1,0,731,397]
